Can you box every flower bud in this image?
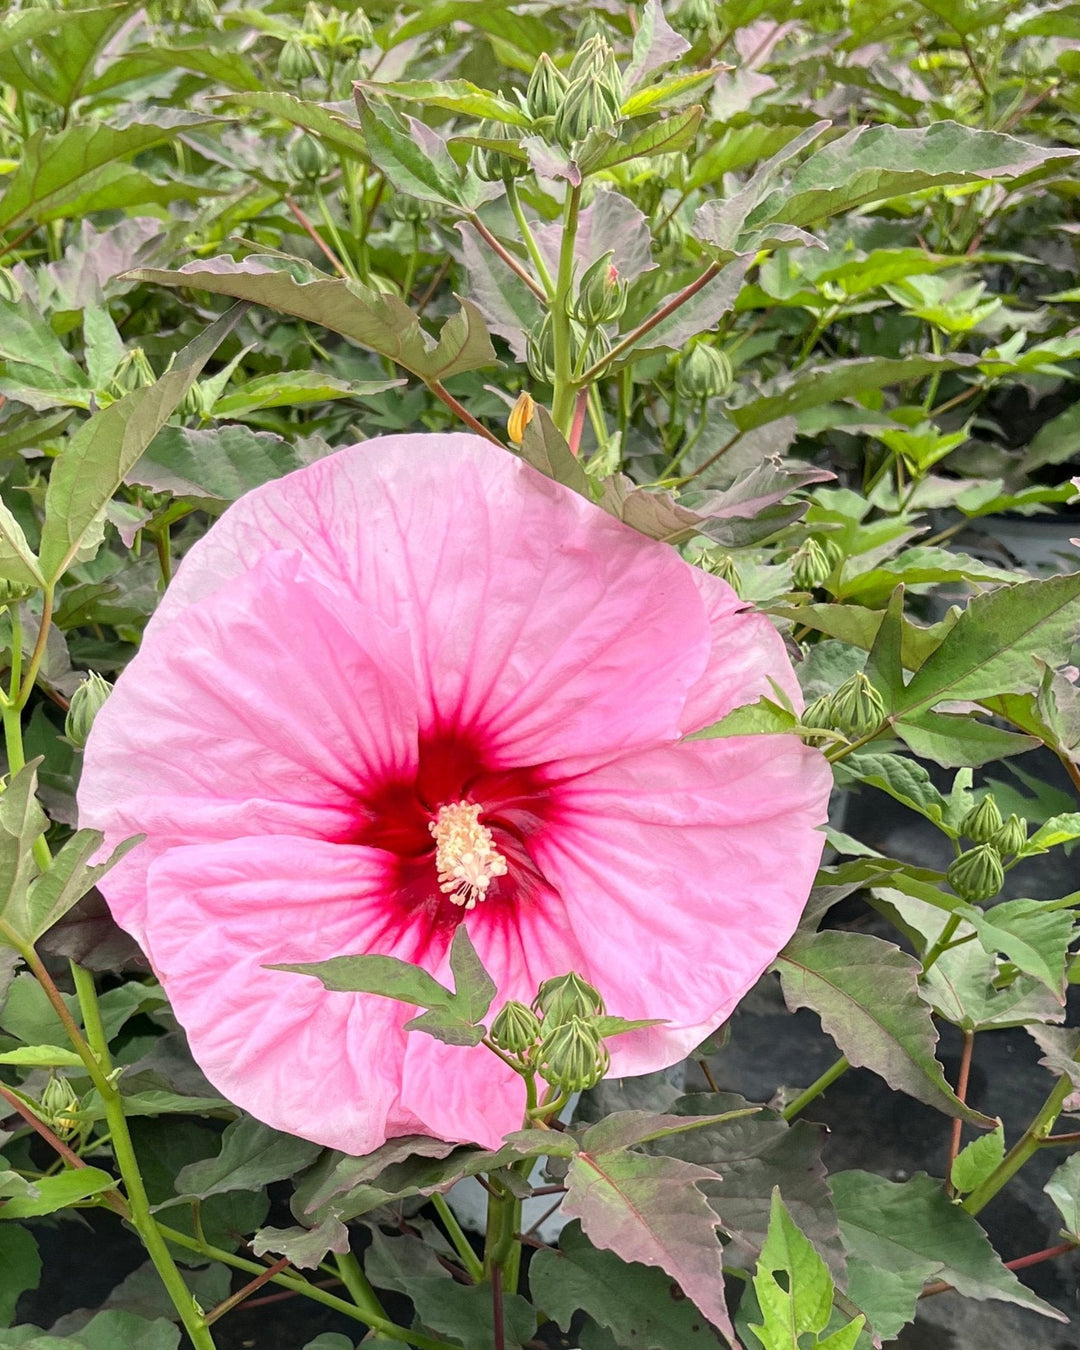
[693,548,741,594]
[341,8,373,45]
[287,132,331,183]
[820,537,844,571]
[992,813,1027,857]
[830,671,885,740]
[302,2,326,34]
[526,53,568,121]
[190,0,217,26]
[674,344,733,401]
[181,380,215,422]
[39,1076,81,1139]
[507,391,535,445]
[278,36,317,83]
[385,193,436,224]
[471,118,525,183]
[576,13,609,44]
[490,1000,541,1055]
[533,971,605,1026]
[536,1015,610,1093]
[112,348,156,395]
[959,795,1003,845]
[525,316,606,382]
[790,538,832,591]
[947,843,1004,903]
[799,694,835,740]
[568,36,622,109]
[553,72,618,149]
[572,252,628,327]
[65,672,113,749]
[677,0,714,33]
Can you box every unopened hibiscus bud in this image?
[694,548,741,594]
[799,694,835,742]
[675,344,733,401]
[341,7,373,44]
[572,252,628,327]
[534,971,605,1026]
[830,671,885,740]
[302,2,325,34]
[0,268,22,304]
[0,578,33,608]
[181,380,215,421]
[471,118,525,183]
[526,52,568,121]
[287,133,331,182]
[507,391,535,445]
[992,813,1027,857]
[537,1015,610,1093]
[386,193,436,224]
[553,72,618,149]
[278,35,317,83]
[66,672,113,749]
[678,0,714,33]
[948,843,1004,903]
[820,537,844,571]
[190,0,217,25]
[490,1000,541,1055]
[960,794,1003,845]
[39,1076,81,1139]
[567,35,622,107]
[112,348,156,395]
[791,538,832,591]
[526,315,557,382]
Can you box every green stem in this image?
[504,179,554,298]
[69,963,217,1350]
[17,585,54,709]
[334,1249,393,1325]
[782,1056,850,1121]
[921,913,962,974]
[154,1225,461,1350]
[432,1192,484,1282]
[550,183,582,437]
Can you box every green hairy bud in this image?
[190,0,217,25]
[675,344,733,400]
[385,193,436,224]
[947,843,1004,903]
[692,547,741,594]
[471,118,525,183]
[526,52,568,121]
[960,794,1003,845]
[820,537,844,571]
[536,1016,610,1093]
[567,35,622,108]
[65,672,113,749]
[992,813,1027,857]
[39,1076,81,1139]
[534,971,605,1027]
[553,72,618,149]
[490,1000,542,1056]
[0,577,34,607]
[678,0,714,32]
[526,316,607,383]
[572,252,628,327]
[790,538,832,591]
[278,36,317,83]
[830,671,885,740]
[0,268,21,303]
[341,8,373,45]
[799,694,835,742]
[287,133,331,182]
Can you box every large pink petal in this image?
[679,568,804,734]
[79,550,417,945]
[530,736,832,1073]
[142,836,518,1154]
[139,434,714,764]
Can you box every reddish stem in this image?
[284,195,350,278]
[567,389,588,454]
[428,381,506,448]
[205,1256,292,1325]
[492,1263,506,1350]
[946,1029,975,1198]
[468,215,547,302]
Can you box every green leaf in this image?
[1023,812,1080,854]
[0,1309,181,1350]
[131,424,319,501]
[171,1115,321,1202]
[690,696,798,740]
[251,1214,352,1270]
[950,1122,1005,1196]
[899,573,1080,714]
[1027,1024,1080,1090]
[0,1044,84,1067]
[838,752,951,828]
[37,305,248,582]
[729,354,981,431]
[360,78,530,125]
[895,711,1040,769]
[213,372,401,417]
[357,95,492,211]
[130,256,497,382]
[0,498,43,591]
[625,0,690,89]
[776,930,992,1125]
[0,763,49,951]
[581,106,704,174]
[0,1225,40,1327]
[750,122,1078,230]
[19,831,139,946]
[562,1148,735,1343]
[831,1171,1065,1341]
[0,1166,116,1218]
[446,924,496,1024]
[270,951,454,1006]
[963,899,1075,994]
[1044,1152,1080,1240]
[0,112,215,232]
[529,1222,728,1350]
[218,91,368,159]
[518,405,590,497]
[750,1189,864,1349]
[863,584,905,709]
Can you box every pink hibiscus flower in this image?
[78,433,831,1154]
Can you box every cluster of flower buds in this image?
[110,348,157,399]
[801,671,885,743]
[526,314,609,383]
[675,343,733,401]
[550,37,623,148]
[688,546,742,595]
[571,252,628,327]
[302,3,373,48]
[65,672,113,749]
[946,793,1026,903]
[489,972,611,1095]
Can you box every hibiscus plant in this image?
[1,2,1079,1349]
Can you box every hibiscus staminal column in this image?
[429,801,508,909]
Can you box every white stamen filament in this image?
[429,800,508,910]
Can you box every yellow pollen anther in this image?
[429,800,508,910]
